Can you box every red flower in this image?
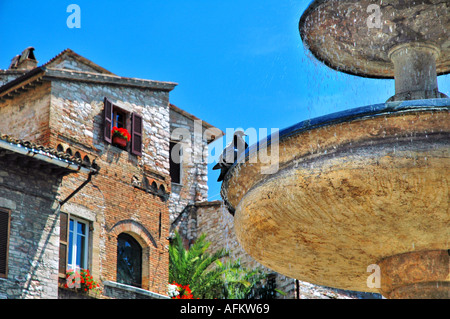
[112,127,131,141]
[169,281,194,299]
[64,269,100,294]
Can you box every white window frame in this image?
[67,217,89,271]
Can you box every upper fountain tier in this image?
[299,0,450,79]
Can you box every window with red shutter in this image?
[0,208,11,278]
[131,112,143,156]
[104,98,143,156]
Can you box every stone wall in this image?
[169,106,209,233]
[49,79,171,177]
[0,159,63,299]
[0,82,51,144]
[172,200,297,298]
[102,281,169,299]
[0,70,26,87]
[50,55,103,74]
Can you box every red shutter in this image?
[59,212,69,278]
[104,97,113,143]
[131,112,143,156]
[0,209,10,278]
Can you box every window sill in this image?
[171,182,183,187]
[103,281,169,299]
[108,143,141,157]
[110,143,129,152]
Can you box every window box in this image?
[112,127,131,148]
[112,136,128,148]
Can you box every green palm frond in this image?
[169,231,282,299]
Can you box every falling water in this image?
[216,0,450,300]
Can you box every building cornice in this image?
[0,66,178,102]
[43,67,178,92]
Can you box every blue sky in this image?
[1,1,449,201]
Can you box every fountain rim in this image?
[298,0,450,80]
[221,98,450,211]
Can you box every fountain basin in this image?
[299,0,450,79]
[221,99,449,295]
[299,0,450,101]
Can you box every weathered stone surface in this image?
[0,160,63,299]
[299,0,450,79]
[378,250,449,299]
[223,108,449,296]
[0,82,51,144]
[168,105,212,232]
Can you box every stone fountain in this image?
[221,0,449,299]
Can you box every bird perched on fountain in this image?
[213,130,248,182]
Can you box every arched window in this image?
[82,155,91,166]
[117,233,142,288]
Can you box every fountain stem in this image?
[388,43,448,102]
[378,250,449,299]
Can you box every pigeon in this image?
[213,130,248,182]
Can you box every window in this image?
[59,213,90,278]
[0,208,10,278]
[169,141,182,184]
[104,97,143,156]
[67,218,89,271]
[117,233,142,288]
[113,109,127,129]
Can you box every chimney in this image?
[9,47,38,70]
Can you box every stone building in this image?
[0,134,97,299]
[0,47,222,299]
